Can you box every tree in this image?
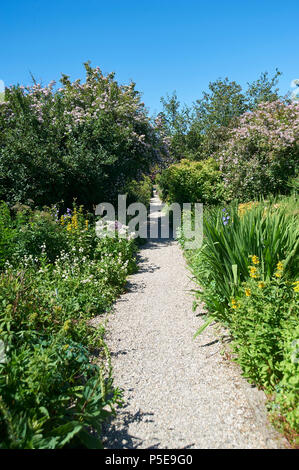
[0,63,165,209]
[191,78,247,157]
[158,92,193,160]
[158,70,283,161]
[246,69,282,109]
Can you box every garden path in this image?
[100,190,286,449]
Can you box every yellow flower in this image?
[66,223,72,232]
[276,261,284,272]
[71,214,78,230]
[292,281,299,293]
[231,298,239,309]
[238,201,258,217]
[245,288,251,297]
[274,262,284,278]
[249,266,258,278]
[258,282,265,289]
[62,320,71,332]
[85,219,88,230]
[60,215,65,226]
[250,255,259,265]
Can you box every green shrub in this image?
[157,158,224,205]
[13,205,69,264]
[230,270,297,388]
[0,202,16,269]
[229,271,299,439]
[0,63,164,210]
[0,267,122,449]
[273,321,299,438]
[0,203,137,448]
[218,101,299,201]
[183,197,299,323]
[126,174,152,208]
[180,195,299,442]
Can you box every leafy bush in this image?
[0,203,137,448]
[0,268,121,449]
[182,197,299,323]
[273,320,299,438]
[0,202,16,269]
[230,268,299,439]
[230,267,297,388]
[12,205,69,264]
[0,63,165,209]
[179,195,299,442]
[218,101,299,201]
[157,158,224,205]
[157,71,282,162]
[126,174,152,208]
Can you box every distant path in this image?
[101,191,286,449]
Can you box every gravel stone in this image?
[100,192,287,449]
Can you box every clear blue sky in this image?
[1,0,298,114]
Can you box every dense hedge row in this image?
[156,158,223,205]
[0,63,163,210]
[157,100,298,205]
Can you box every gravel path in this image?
[100,192,286,449]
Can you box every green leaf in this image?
[193,317,214,339]
[78,429,103,449]
[232,264,238,285]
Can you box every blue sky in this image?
[1,0,298,114]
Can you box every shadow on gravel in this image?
[137,235,175,252]
[102,408,196,449]
[199,339,219,348]
[102,409,157,449]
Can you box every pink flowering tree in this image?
[217,100,299,201]
[0,63,167,208]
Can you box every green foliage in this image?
[157,92,193,160]
[157,158,224,205]
[218,100,299,202]
[192,78,247,158]
[13,205,69,263]
[246,69,282,110]
[182,198,299,322]
[0,63,164,209]
[0,202,16,269]
[272,322,299,437]
[126,174,152,208]
[158,70,282,161]
[0,267,122,449]
[179,195,299,441]
[0,202,137,448]
[230,274,299,438]
[230,274,296,388]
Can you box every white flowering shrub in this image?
[0,62,166,208]
[218,100,299,201]
[0,202,137,447]
[95,219,135,240]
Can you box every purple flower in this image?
[222,212,230,225]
